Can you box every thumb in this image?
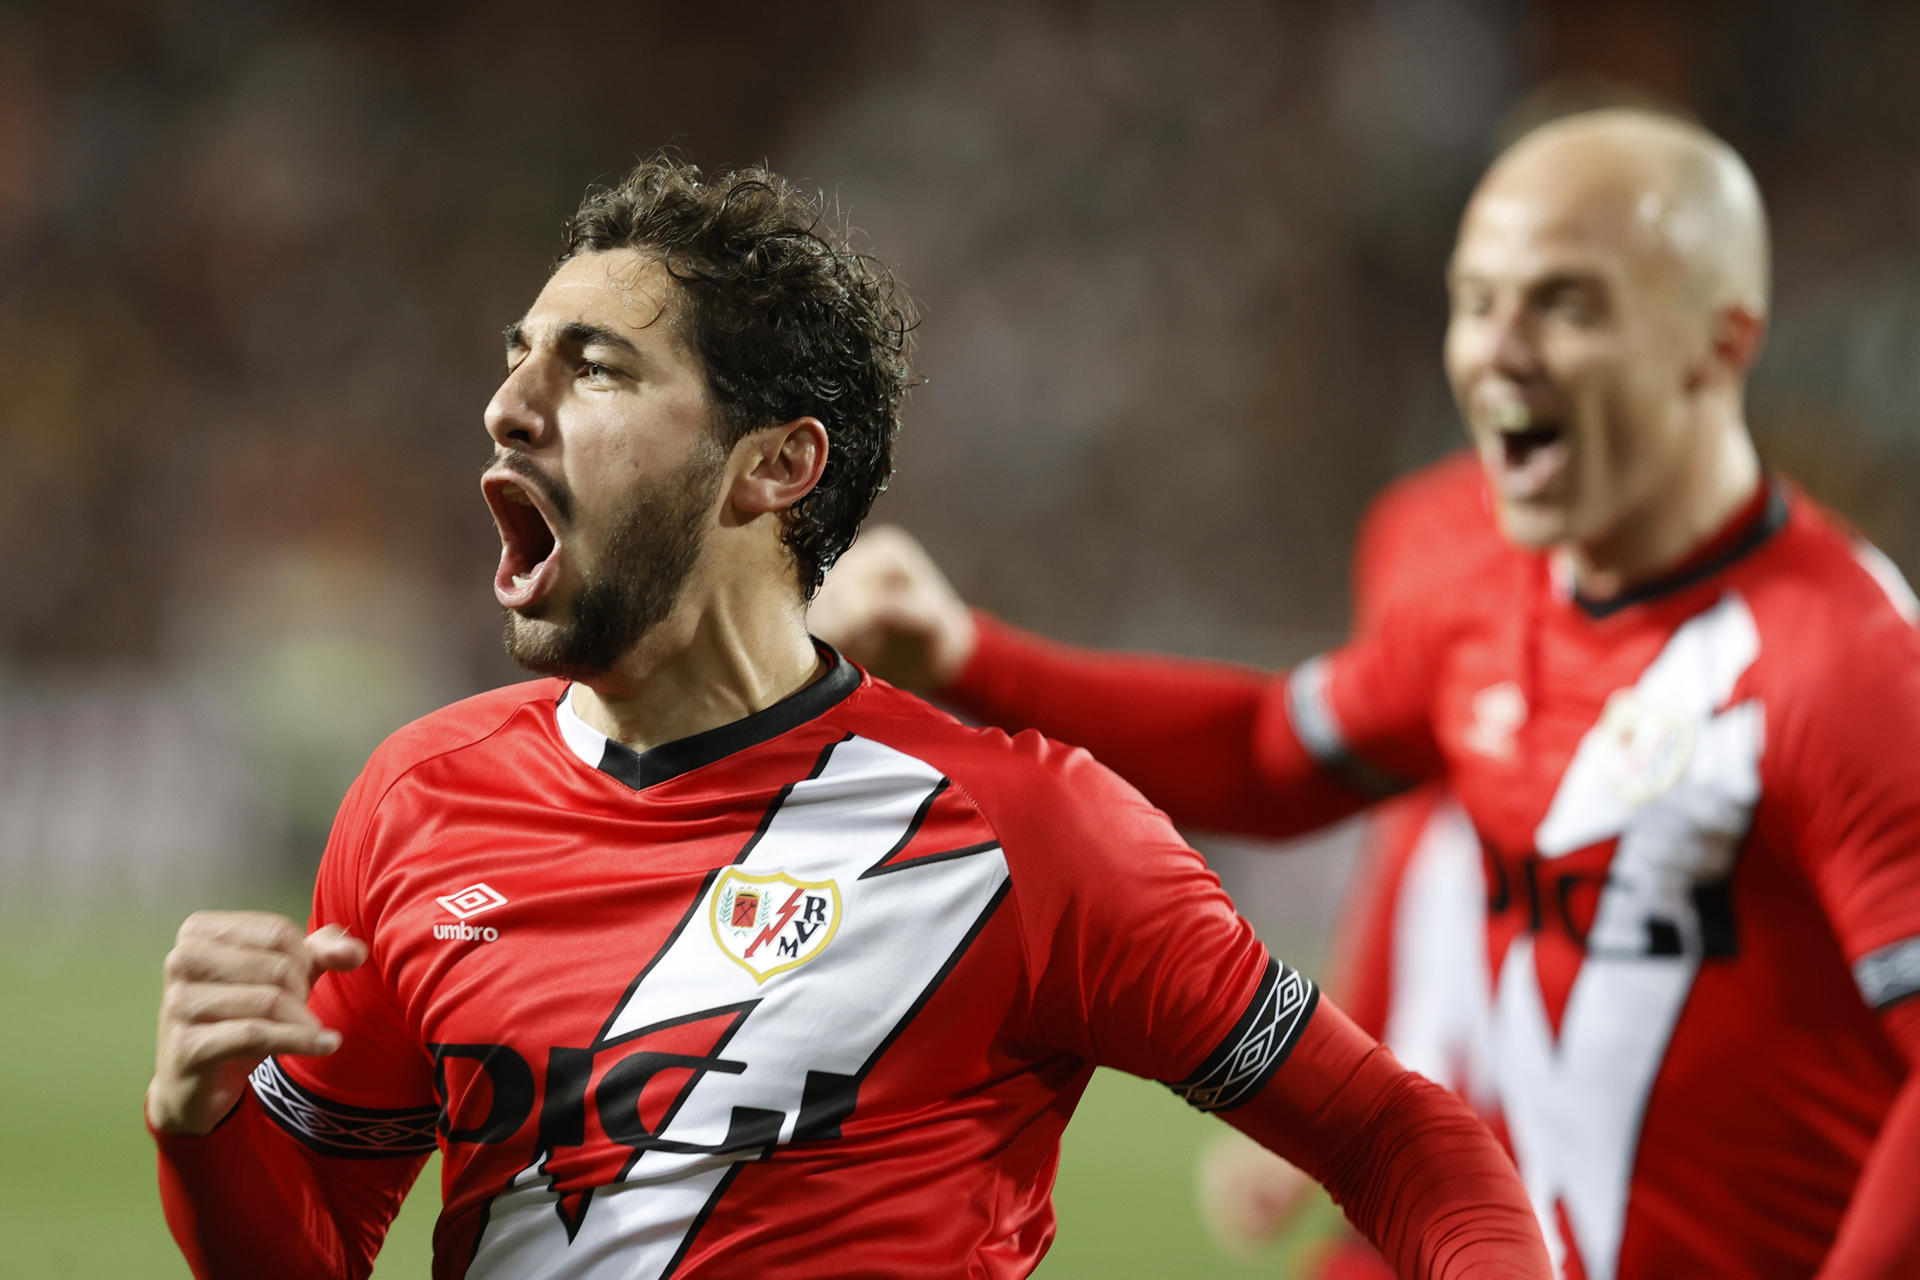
[305,924,369,978]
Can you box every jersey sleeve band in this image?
[1166,958,1320,1113]
[249,1056,440,1159]
[1855,934,1920,1011]
[1285,657,1413,801]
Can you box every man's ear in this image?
[730,417,830,517]
[1713,303,1767,376]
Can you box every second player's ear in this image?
[1712,303,1767,376]
[729,417,830,517]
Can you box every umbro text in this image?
[434,922,500,943]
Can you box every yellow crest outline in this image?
[709,868,843,984]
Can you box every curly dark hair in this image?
[557,155,915,598]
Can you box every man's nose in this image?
[1486,306,1543,381]
[484,362,555,450]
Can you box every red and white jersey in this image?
[1335,792,1496,1111]
[1296,481,1920,1279]
[1329,453,1500,1107]
[1312,454,1501,1280]
[256,652,1311,1278]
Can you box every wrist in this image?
[932,605,980,690]
[145,1078,242,1138]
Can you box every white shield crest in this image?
[1596,690,1697,808]
[709,869,842,983]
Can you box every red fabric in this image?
[1350,451,1495,636]
[947,613,1379,838]
[152,1095,426,1280]
[152,659,1547,1278]
[1818,1000,1920,1278]
[943,482,1920,1278]
[1231,1000,1548,1279]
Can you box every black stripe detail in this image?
[1574,483,1788,619]
[249,1057,439,1159]
[1856,934,1920,1010]
[860,838,1003,880]
[592,645,860,791]
[661,1161,750,1279]
[854,776,948,878]
[1166,958,1319,1113]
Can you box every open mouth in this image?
[1475,396,1570,501]
[1501,422,1564,468]
[481,470,565,610]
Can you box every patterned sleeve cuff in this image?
[249,1057,439,1159]
[1166,958,1319,1113]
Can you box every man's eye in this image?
[581,361,618,381]
[1451,288,1494,318]
[1541,286,1605,325]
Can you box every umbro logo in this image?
[438,883,508,919]
[434,882,507,943]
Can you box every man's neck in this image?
[1563,411,1763,603]
[568,598,824,755]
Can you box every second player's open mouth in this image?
[483,472,566,610]
[1488,415,1570,501]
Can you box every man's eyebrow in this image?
[561,322,642,357]
[500,321,643,358]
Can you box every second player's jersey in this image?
[1328,451,1501,1111]
[1300,481,1920,1280]
[258,651,1306,1278]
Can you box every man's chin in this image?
[502,612,605,680]
[1493,499,1570,552]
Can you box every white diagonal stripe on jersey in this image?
[468,733,1010,1280]
[1502,593,1764,1280]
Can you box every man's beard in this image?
[502,448,725,680]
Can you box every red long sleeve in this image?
[1817,999,1920,1278]
[942,611,1373,838]
[1228,1000,1549,1280]
[153,1092,426,1280]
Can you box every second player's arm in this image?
[814,526,1448,839]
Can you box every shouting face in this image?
[1443,114,1764,563]
[482,251,727,679]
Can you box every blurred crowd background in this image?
[2,0,1918,1272]
[6,0,1920,913]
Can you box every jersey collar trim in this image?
[554,642,862,791]
[1571,481,1789,620]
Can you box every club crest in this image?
[709,869,842,983]
[1596,690,1696,808]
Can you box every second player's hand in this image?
[146,911,367,1137]
[1195,1129,1317,1259]
[812,524,978,692]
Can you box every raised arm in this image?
[814,525,1445,838]
[148,912,429,1280]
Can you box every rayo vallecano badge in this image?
[1596,689,1696,808]
[710,869,842,982]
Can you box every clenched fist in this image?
[811,525,978,692]
[146,911,367,1136]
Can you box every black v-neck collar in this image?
[558,643,861,792]
[1572,483,1789,620]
